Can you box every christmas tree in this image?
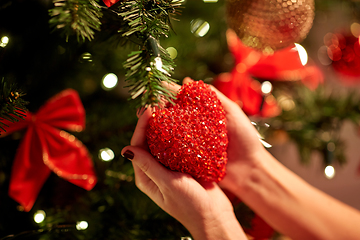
[1,0,360,239]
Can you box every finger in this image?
[162,80,181,93]
[130,107,153,148]
[132,163,164,202]
[183,77,194,85]
[121,146,173,187]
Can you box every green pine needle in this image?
[49,0,103,42]
[0,78,28,134]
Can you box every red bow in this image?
[213,29,323,118]
[2,89,97,212]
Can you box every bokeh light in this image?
[102,73,118,90]
[0,36,9,48]
[34,210,46,223]
[261,81,272,95]
[166,47,178,59]
[295,43,308,66]
[324,165,335,179]
[76,221,89,230]
[350,22,360,38]
[99,148,115,162]
[190,19,210,37]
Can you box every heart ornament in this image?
[146,81,228,182]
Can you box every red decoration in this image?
[146,81,228,182]
[103,0,120,7]
[325,32,360,81]
[2,89,97,212]
[213,30,323,117]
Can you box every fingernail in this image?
[122,150,134,160]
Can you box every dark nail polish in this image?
[123,150,134,160]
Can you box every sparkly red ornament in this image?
[226,0,315,53]
[146,81,228,182]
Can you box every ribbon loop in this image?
[5,89,97,212]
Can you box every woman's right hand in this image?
[203,79,268,194]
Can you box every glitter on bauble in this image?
[226,0,315,53]
[146,81,228,182]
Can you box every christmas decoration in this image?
[1,0,360,239]
[146,81,228,182]
[103,0,121,8]
[325,32,360,80]
[1,89,97,212]
[226,0,315,53]
[213,29,323,118]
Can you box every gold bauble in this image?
[226,0,315,53]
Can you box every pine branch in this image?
[49,0,103,42]
[269,84,360,166]
[48,0,182,108]
[117,0,182,109]
[0,78,28,135]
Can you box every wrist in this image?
[187,210,246,240]
[221,148,274,198]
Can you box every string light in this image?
[76,221,88,230]
[190,19,210,37]
[99,148,115,161]
[261,81,272,95]
[102,73,118,90]
[0,36,9,48]
[324,165,335,179]
[79,52,93,63]
[34,210,46,223]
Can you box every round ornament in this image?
[226,0,315,53]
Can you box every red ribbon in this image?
[213,30,323,118]
[2,89,97,212]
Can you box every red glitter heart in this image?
[146,81,228,182]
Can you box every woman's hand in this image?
[121,81,247,239]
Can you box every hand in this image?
[205,80,268,194]
[121,80,246,239]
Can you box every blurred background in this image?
[1,0,360,239]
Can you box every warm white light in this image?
[190,19,210,37]
[99,148,115,161]
[261,81,272,94]
[76,221,88,230]
[102,73,118,90]
[350,22,360,38]
[0,36,9,48]
[166,47,178,59]
[295,43,308,66]
[324,165,335,179]
[154,57,170,75]
[34,210,46,223]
